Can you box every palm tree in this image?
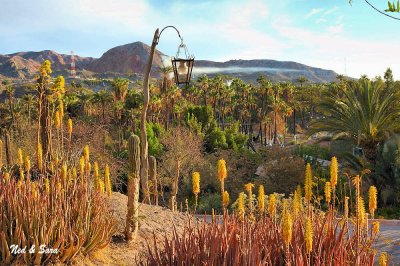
[77,92,93,116]
[111,78,129,103]
[4,83,15,126]
[309,79,400,161]
[197,75,209,105]
[92,89,112,121]
[158,66,173,94]
[22,94,36,124]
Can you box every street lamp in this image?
[139,26,194,204]
[156,26,194,86]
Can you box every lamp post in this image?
[140,26,194,204]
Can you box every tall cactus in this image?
[149,156,158,206]
[0,139,2,169]
[5,131,12,165]
[125,134,141,241]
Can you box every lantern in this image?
[171,40,194,86]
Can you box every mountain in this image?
[87,42,165,74]
[0,42,339,83]
[193,59,338,83]
[0,50,94,79]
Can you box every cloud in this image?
[305,8,324,19]
[328,24,344,34]
[316,18,327,24]
[324,6,339,15]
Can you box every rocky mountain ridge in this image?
[0,42,339,83]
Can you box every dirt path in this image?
[375,220,400,264]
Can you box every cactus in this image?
[0,139,2,168]
[149,156,158,206]
[5,132,12,165]
[125,134,141,241]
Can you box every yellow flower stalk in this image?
[218,159,227,194]
[330,157,338,189]
[24,156,31,173]
[305,216,313,253]
[55,110,61,129]
[94,162,99,190]
[4,172,10,183]
[17,148,23,166]
[17,180,22,189]
[282,205,292,246]
[83,145,90,162]
[19,169,24,181]
[369,186,377,219]
[99,179,105,194]
[245,183,255,220]
[67,118,73,138]
[222,191,230,208]
[304,163,313,203]
[268,193,277,219]
[105,165,112,197]
[59,99,64,119]
[324,181,331,204]
[373,221,380,235]
[45,178,50,194]
[358,196,366,227]
[237,192,245,220]
[192,171,201,212]
[79,156,85,175]
[293,189,301,218]
[56,181,62,192]
[31,183,38,199]
[379,252,387,266]
[85,162,91,177]
[257,185,265,214]
[72,167,77,181]
[37,143,43,172]
[245,183,254,193]
[192,172,200,195]
[218,159,227,182]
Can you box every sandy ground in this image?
[72,192,195,265]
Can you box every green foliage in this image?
[204,120,228,152]
[143,123,163,157]
[309,79,400,161]
[196,193,222,214]
[224,122,248,152]
[376,206,400,219]
[204,120,248,153]
[186,105,214,129]
[293,144,330,161]
[385,0,400,12]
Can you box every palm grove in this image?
[1,62,400,214]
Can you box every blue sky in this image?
[1,0,400,79]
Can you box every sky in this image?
[1,0,400,79]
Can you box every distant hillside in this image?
[0,42,339,83]
[193,59,338,83]
[0,51,94,79]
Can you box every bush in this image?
[293,144,330,161]
[196,193,222,214]
[0,160,115,264]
